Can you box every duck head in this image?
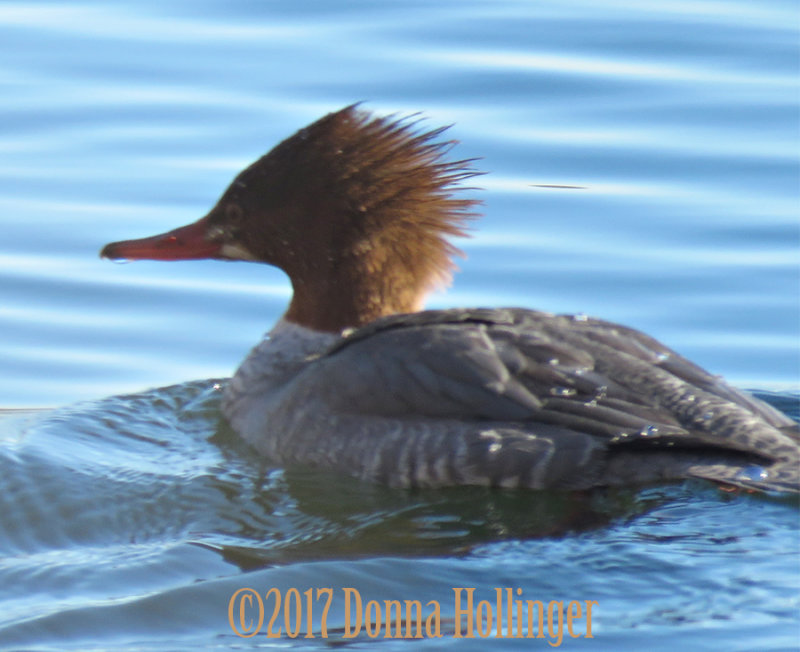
[101,105,481,333]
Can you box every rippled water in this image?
[1,1,798,650]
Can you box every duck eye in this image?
[226,203,243,223]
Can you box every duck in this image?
[101,105,799,493]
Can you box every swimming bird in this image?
[101,105,799,493]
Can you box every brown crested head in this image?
[101,105,482,332]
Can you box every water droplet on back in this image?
[737,465,769,482]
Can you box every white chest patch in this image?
[226,318,341,398]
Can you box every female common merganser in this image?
[101,105,799,493]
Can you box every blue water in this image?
[1,1,798,650]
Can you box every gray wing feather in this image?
[302,308,799,491]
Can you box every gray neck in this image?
[222,317,340,415]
